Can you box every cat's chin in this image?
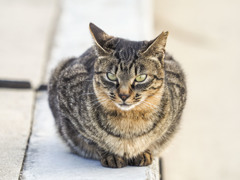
[115,101,142,111]
[116,104,134,111]
[115,103,135,111]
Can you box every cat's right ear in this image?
[89,23,114,56]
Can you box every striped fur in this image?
[48,23,187,168]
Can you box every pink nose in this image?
[119,94,130,101]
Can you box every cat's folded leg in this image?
[100,153,127,168]
[98,149,127,168]
[128,150,152,166]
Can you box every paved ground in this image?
[0,0,57,179]
[0,90,33,180]
[22,92,159,180]
[0,0,159,179]
[23,0,160,179]
[154,0,240,179]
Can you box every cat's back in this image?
[164,53,186,86]
[164,53,187,119]
[48,47,97,119]
[49,47,96,88]
[52,47,96,80]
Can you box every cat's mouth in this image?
[114,99,145,111]
[119,103,130,106]
[115,103,133,111]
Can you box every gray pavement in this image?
[0,90,34,180]
[0,0,58,179]
[154,0,240,179]
[22,92,159,180]
[23,0,160,179]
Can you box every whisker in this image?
[93,99,109,109]
[141,100,158,110]
[89,97,106,104]
[142,102,155,110]
[141,104,154,111]
[90,96,108,104]
[134,103,146,111]
[144,101,159,108]
[88,97,106,104]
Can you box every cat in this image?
[48,23,187,168]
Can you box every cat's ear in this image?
[89,23,114,55]
[141,31,169,64]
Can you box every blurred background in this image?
[0,0,240,179]
[154,0,240,179]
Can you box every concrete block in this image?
[22,92,159,180]
[0,89,34,180]
[22,0,160,179]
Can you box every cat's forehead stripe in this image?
[115,47,137,62]
[113,39,145,62]
[116,61,135,75]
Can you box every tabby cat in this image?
[48,23,187,168]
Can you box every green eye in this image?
[135,74,147,82]
[107,73,117,81]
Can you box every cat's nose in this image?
[119,94,130,101]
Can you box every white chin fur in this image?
[115,101,143,111]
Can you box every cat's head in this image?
[90,23,168,111]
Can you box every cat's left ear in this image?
[141,31,169,64]
[89,23,114,56]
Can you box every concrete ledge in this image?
[23,0,160,179]
[23,92,159,180]
[0,1,58,179]
[0,90,34,180]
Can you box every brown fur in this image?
[48,23,187,168]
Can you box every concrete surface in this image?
[0,0,58,88]
[23,0,160,179]
[154,0,240,179]
[0,0,58,179]
[0,90,34,180]
[22,92,159,180]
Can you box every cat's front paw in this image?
[128,150,153,166]
[100,154,127,168]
